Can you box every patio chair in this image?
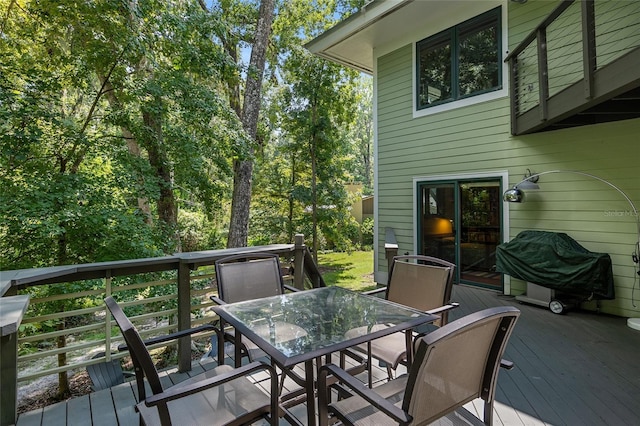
[346,255,459,383]
[105,296,279,426]
[318,306,520,426]
[210,253,305,363]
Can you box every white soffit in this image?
[305,0,501,74]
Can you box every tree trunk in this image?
[99,75,153,223]
[227,0,276,248]
[310,140,318,264]
[56,323,70,398]
[143,108,180,252]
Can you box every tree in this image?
[1,0,238,395]
[198,0,277,248]
[349,78,374,194]
[227,0,276,248]
[276,46,359,260]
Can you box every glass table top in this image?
[213,286,435,366]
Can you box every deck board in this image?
[15,284,640,426]
[66,396,92,426]
[110,383,138,426]
[40,400,66,426]
[89,388,119,426]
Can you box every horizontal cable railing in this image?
[596,0,640,68]
[17,272,185,382]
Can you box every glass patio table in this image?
[212,286,437,426]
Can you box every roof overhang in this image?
[306,0,505,74]
[305,0,412,74]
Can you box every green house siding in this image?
[375,4,640,318]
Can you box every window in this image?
[417,7,501,110]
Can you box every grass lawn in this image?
[316,250,378,292]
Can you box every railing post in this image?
[581,0,596,99]
[105,272,112,362]
[508,57,518,135]
[0,295,29,426]
[537,28,549,121]
[177,262,192,372]
[293,234,305,290]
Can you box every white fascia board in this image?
[305,0,411,74]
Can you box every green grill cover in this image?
[496,230,614,300]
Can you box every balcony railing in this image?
[0,235,323,425]
[505,0,640,134]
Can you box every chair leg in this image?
[367,342,373,388]
[386,365,394,381]
[484,400,493,425]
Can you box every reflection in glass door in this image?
[459,181,501,289]
[419,183,456,265]
[418,180,502,290]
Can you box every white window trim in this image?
[412,4,509,119]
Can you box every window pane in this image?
[418,37,452,108]
[458,17,499,96]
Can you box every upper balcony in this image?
[505,0,640,135]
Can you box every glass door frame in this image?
[413,171,511,294]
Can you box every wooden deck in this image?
[15,285,640,425]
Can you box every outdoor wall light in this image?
[503,169,539,202]
[503,169,640,330]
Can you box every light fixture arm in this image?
[510,170,638,228]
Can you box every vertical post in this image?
[537,28,549,121]
[508,57,518,135]
[0,295,29,426]
[581,0,596,99]
[105,272,112,362]
[293,234,305,290]
[177,262,192,372]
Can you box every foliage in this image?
[0,0,241,269]
[2,0,373,396]
[360,217,374,249]
[1,0,373,268]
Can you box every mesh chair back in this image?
[403,306,520,425]
[387,256,455,325]
[105,296,164,397]
[216,254,284,303]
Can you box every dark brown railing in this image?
[505,0,640,134]
[0,234,324,425]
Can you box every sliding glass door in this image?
[418,179,502,290]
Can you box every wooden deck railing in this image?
[505,0,640,134]
[0,234,324,425]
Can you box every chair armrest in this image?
[283,284,300,293]
[424,302,459,316]
[209,295,226,306]
[318,363,411,424]
[362,287,386,296]
[118,324,220,352]
[500,359,514,370]
[144,361,277,407]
